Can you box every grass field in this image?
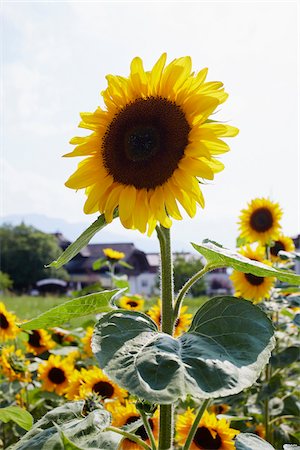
[1,293,208,324]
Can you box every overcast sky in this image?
[1,1,299,252]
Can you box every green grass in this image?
[1,295,68,320]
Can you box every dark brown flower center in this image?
[0,313,9,329]
[127,301,138,308]
[48,367,66,384]
[250,208,273,232]
[102,96,190,189]
[28,330,42,348]
[194,426,222,449]
[125,416,154,441]
[245,273,265,286]
[92,381,114,399]
[270,240,285,256]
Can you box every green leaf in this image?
[235,433,275,449]
[92,296,275,404]
[0,406,33,431]
[118,260,134,270]
[112,275,130,290]
[270,346,299,369]
[192,239,300,284]
[294,314,300,327]
[92,258,107,271]
[279,250,300,260]
[47,212,118,269]
[257,374,282,402]
[20,289,121,330]
[12,401,120,450]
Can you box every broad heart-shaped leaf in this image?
[92,297,275,404]
[20,290,121,330]
[47,211,118,269]
[235,433,275,449]
[12,401,121,450]
[192,239,300,284]
[0,406,33,431]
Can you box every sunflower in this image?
[0,345,31,382]
[65,54,238,235]
[103,247,125,261]
[230,245,275,303]
[270,234,295,262]
[176,409,239,450]
[25,329,55,355]
[79,366,127,402]
[81,326,94,356]
[239,198,282,244]
[0,302,20,341]
[38,354,73,395]
[209,404,230,415]
[107,400,159,449]
[119,295,145,311]
[147,301,192,337]
[64,369,84,400]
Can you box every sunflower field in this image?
[1,54,300,450]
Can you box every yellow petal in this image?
[149,53,167,94]
[119,186,137,223]
[65,158,103,189]
[104,184,123,223]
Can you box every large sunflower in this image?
[26,329,55,355]
[176,409,239,450]
[270,234,295,262]
[239,198,282,244]
[107,400,159,450]
[230,245,275,303]
[0,302,19,341]
[79,366,127,402]
[65,54,238,235]
[147,301,192,337]
[38,354,73,395]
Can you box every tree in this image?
[173,254,206,297]
[0,223,68,292]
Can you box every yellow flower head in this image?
[81,326,94,357]
[65,54,238,235]
[26,329,56,355]
[64,369,84,400]
[176,408,239,450]
[209,404,230,415]
[230,245,276,303]
[79,366,127,402]
[119,295,145,311]
[270,234,295,262]
[0,302,20,342]
[239,198,282,244]
[103,247,125,261]
[107,400,159,449]
[0,345,31,382]
[147,301,192,337]
[38,354,73,395]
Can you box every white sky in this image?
[1,1,299,251]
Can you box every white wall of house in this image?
[128,273,158,296]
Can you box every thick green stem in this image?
[106,426,152,450]
[174,264,220,320]
[156,225,174,450]
[139,410,157,450]
[183,399,211,450]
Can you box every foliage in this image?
[173,255,206,296]
[0,224,68,291]
[0,271,13,291]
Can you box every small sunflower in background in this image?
[103,248,125,261]
[65,53,238,235]
[65,369,84,400]
[0,302,20,341]
[239,198,282,245]
[107,400,159,449]
[119,294,144,311]
[25,329,56,355]
[270,234,295,262]
[38,354,73,395]
[147,301,192,337]
[0,345,31,382]
[81,326,94,357]
[79,366,127,402]
[209,403,230,415]
[230,245,276,303]
[176,409,239,450]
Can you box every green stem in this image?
[106,426,152,450]
[183,399,211,450]
[156,225,174,450]
[269,415,300,425]
[174,264,220,320]
[139,410,157,450]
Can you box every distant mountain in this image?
[0,213,160,252]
